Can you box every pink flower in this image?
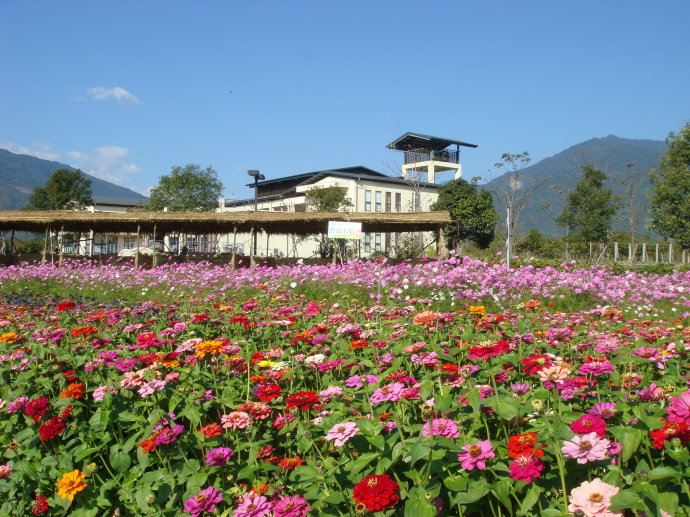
[183,486,223,517]
[666,389,690,423]
[562,432,610,464]
[570,415,607,438]
[568,478,623,517]
[370,382,406,405]
[92,385,117,401]
[422,418,460,439]
[589,402,616,420]
[221,411,251,430]
[457,440,495,470]
[325,421,358,447]
[0,465,12,479]
[234,493,272,517]
[137,379,166,397]
[205,447,234,466]
[508,455,544,483]
[273,494,312,517]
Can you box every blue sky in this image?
[1,1,688,200]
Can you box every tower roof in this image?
[386,132,477,151]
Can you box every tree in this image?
[650,123,690,248]
[492,152,543,255]
[432,177,498,251]
[305,187,353,212]
[25,169,93,210]
[149,164,224,212]
[305,187,354,258]
[556,165,618,244]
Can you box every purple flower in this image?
[370,382,405,405]
[666,389,690,424]
[457,440,495,470]
[234,493,272,517]
[205,447,234,466]
[422,418,460,439]
[325,421,358,446]
[589,402,616,419]
[154,425,184,445]
[183,486,223,517]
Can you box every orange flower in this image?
[0,332,18,344]
[195,340,224,358]
[57,470,87,501]
[60,383,86,400]
[524,300,541,309]
[412,311,441,326]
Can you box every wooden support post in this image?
[655,243,659,263]
[135,225,141,267]
[152,225,157,267]
[266,232,270,259]
[249,226,255,266]
[231,226,237,271]
[332,240,337,264]
[641,243,647,264]
[436,227,448,259]
[58,226,64,267]
[9,230,14,257]
[613,242,619,262]
[669,242,674,264]
[628,242,632,263]
[42,227,49,264]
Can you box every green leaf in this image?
[492,479,513,514]
[349,452,380,477]
[408,439,431,465]
[492,395,521,420]
[404,487,436,517]
[109,444,131,474]
[617,427,645,463]
[456,479,489,504]
[609,489,645,511]
[444,475,468,492]
[649,466,680,480]
[519,485,542,515]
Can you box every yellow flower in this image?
[195,340,224,358]
[57,470,87,501]
[469,305,486,315]
[0,332,18,344]
[257,360,275,369]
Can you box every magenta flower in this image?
[183,486,223,517]
[508,455,544,483]
[570,415,607,438]
[666,389,690,423]
[325,421,358,447]
[234,493,272,517]
[154,425,184,445]
[568,477,623,517]
[370,382,406,405]
[457,440,495,470]
[205,447,234,466]
[273,494,312,517]
[561,432,610,464]
[422,418,460,439]
[589,402,616,420]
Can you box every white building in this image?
[219,133,476,258]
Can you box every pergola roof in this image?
[386,132,478,151]
[0,210,451,236]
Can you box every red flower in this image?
[71,325,97,337]
[650,419,690,449]
[38,416,66,441]
[570,415,607,438]
[32,495,49,515]
[286,391,319,410]
[277,456,304,470]
[467,341,510,360]
[507,433,545,459]
[521,354,552,376]
[57,301,76,312]
[255,384,281,402]
[441,363,459,374]
[353,474,400,513]
[60,383,86,400]
[24,396,50,423]
[199,423,223,437]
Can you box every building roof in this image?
[386,132,478,151]
[245,166,388,189]
[93,196,149,207]
[0,210,450,235]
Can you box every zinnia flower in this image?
[666,389,690,424]
[183,486,223,517]
[221,411,251,429]
[57,470,87,501]
[205,447,235,466]
[233,492,272,517]
[422,418,460,439]
[562,432,610,464]
[353,474,400,513]
[570,415,607,438]
[325,421,359,447]
[568,478,623,517]
[509,454,544,483]
[0,465,11,479]
[457,440,495,470]
[273,494,311,517]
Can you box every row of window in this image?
[363,232,393,252]
[363,190,420,212]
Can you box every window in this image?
[364,233,371,252]
[385,192,391,212]
[414,193,421,211]
[385,233,391,251]
[375,191,382,212]
[375,233,382,252]
[364,190,372,212]
[395,193,402,212]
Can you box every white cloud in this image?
[67,146,140,186]
[1,141,61,161]
[87,86,141,105]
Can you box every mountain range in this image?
[0,149,146,210]
[483,135,667,236]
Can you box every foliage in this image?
[148,164,224,212]
[650,123,690,248]
[385,233,425,259]
[304,187,353,212]
[25,169,93,210]
[432,178,498,250]
[515,229,562,259]
[556,165,618,243]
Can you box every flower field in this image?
[1,257,690,516]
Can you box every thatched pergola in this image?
[0,210,451,265]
